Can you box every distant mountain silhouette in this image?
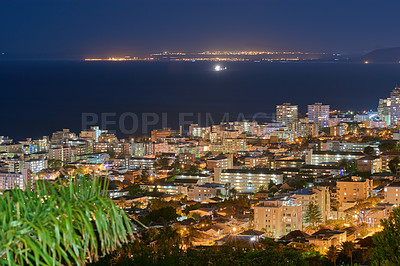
[362,47,400,63]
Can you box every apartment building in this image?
[93,142,130,157]
[290,187,331,224]
[254,198,302,238]
[275,159,305,169]
[189,124,211,139]
[305,150,364,165]
[244,156,271,168]
[51,129,77,144]
[192,183,226,201]
[129,156,156,169]
[299,165,342,178]
[48,145,75,163]
[0,169,32,191]
[206,154,233,170]
[357,155,382,173]
[384,182,400,206]
[24,159,47,173]
[336,177,373,204]
[209,138,247,153]
[308,102,330,128]
[151,128,178,142]
[276,103,298,126]
[79,126,104,142]
[175,173,212,184]
[380,152,400,173]
[216,168,283,192]
[307,229,347,252]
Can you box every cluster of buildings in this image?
[4,86,400,251]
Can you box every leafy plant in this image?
[0,177,133,265]
[372,207,400,265]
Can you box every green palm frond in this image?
[0,177,133,265]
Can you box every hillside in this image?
[363,47,400,63]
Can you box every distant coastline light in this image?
[364,60,369,64]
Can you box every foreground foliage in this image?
[91,227,328,266]
[0,177,133,265]
[372,207,400,265]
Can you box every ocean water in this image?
[1,60,400,139]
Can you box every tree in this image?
[91,230,327,265]
[118,197,127,208]
[141,206,178,225]
[293,178,307,189]
[340,241,355,266]
[155,157,170,168]
[204,151,212,158]
[338,159,357,174]
[372,207,400,265]
[347,123,360,134]
[48,159,63,168]
[215,190,224,198]
[379,142,399,153]
[224,183,231,196]
[188,165,200,174]
[304,202,322,227]
[0,177,133,265]
[150,197,179,211]
[171,159,182,170]
[389,157,400,174]
[184,202,201,215]
[361,136,378,142]
[125,184,144,196]
[136,168,150,184]
[363,146,375,155]
[107,149,116,159]
[321,127,331,136]
[268,179,275,190]
[229,187,237,198]
[190,212,201,222]
[326,245,338,266]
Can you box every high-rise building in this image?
[276,103,298,125]
[308,102,330,128]
[377,99,390,127]
[390,86,400,126]
[189,124,211,139]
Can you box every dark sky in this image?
[1,0,400,59]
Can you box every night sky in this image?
[1,0,400,59]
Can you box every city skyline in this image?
[2,58,400,140]
[3,2,400,264]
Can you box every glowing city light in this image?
[214,65,227,71]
